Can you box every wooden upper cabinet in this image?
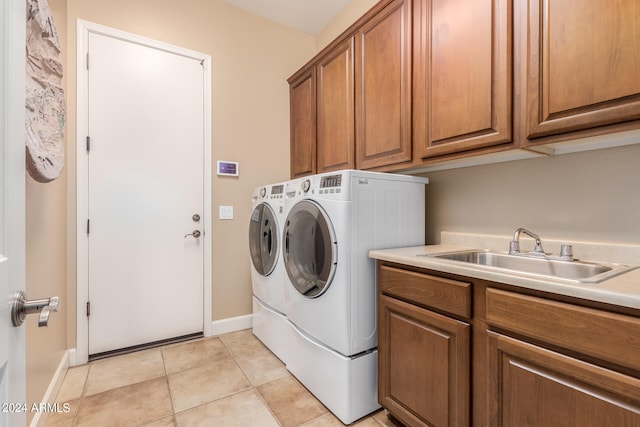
[289,67,316,178]
[316,38,355,173]
[414,0,512,158]
[355,0,412,170]
[523,0,640,141]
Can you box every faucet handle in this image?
[560,244,574,261]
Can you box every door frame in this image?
[75,20,213,365]
[1,0,26,424]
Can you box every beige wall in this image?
[315,0,380,51]
[25,0,69,421]
[422,143,640,246]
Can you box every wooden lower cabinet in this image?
[377,262,640,427]
[489,332,640,426]
[378,294,470,427]
[487,288,640,427]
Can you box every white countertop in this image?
[369,244,640,310]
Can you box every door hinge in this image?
[86,136,91,152]
[87,219,90,234]
[86,52,90,70]
[86,301,91,317]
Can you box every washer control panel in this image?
[270,184,284,199]
[253,183,285,202]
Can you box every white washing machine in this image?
[248,181,292,364]
[282,170,428,424]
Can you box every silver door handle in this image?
[184,230,201,238]
[11,291,60,327]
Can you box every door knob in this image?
[184,230,201,238]
[11,291,60,327]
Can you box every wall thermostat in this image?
[217,161,239,176]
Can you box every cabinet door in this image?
[379,294,470,427]
[489,332,640,427]
[414,0,512,158]
[289,67,316,178]
[317,38,355,172]
[355,0,412,170]
[523,0,640,140]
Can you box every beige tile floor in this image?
[45,329,395,427]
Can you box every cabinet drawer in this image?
[378,264,471,318]
[487,288,640,372]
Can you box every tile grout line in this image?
[218,332,287,426]
[69,363,92,427]
[218,334,284,425]
[165,334,256,424]
[159,346,178,426]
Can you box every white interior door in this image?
[0,0,27,424]
[86,31,205,355]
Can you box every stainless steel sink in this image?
[420,250,637,283]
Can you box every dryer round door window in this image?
[249,203,279,276]
[283,200,337,298]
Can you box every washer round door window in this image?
[249,203,279,276]
[283,200,337,298]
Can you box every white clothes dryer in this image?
[282,170,428,424]
[249,181,292,363]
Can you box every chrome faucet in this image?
[509,228,575,261]
[509,228,545,255]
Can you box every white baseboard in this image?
[67,348,78,367]
[30,350,69,427]
[209,314,253,336]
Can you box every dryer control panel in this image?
[319,174,343,195]
[286,172,351,199]
[320,174,342,189]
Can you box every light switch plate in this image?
[219,205,233,220]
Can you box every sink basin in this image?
[421,250,637,283]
